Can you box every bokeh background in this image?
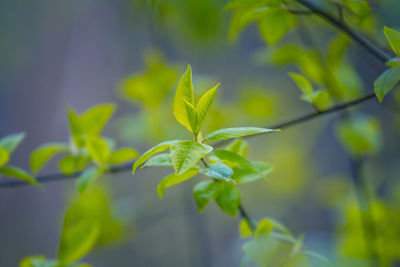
[1,0,400,266]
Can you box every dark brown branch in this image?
[295,0,392,63]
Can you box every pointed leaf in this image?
[205,127,279,141]
[143,153,172,168]
[157,168,199,198]
[0,132,25,154]
[289,72,313,95]
[239,219,253,238]
[173,65,195,131]
[0,166,40,188]
[199,162,235,182]
[59,155,87,175]
[78,104,115,136]
[215,183,241,216]
[170,140,213,175]
[374,66,400,102]
[108,148,138,165]
[85,136,110,165]
[132,140,178,175]
[0,148,9,167]
[384,26,400,56]
[193,180,223,212]
[30,143,69,174]
[233,161,273,184]
[184,100,198,133]
[195,83,219,132]
[213,150,263,176]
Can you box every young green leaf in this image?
[143,153,172,168]
[76,167,105,194]
[205,127,279,141]
[59,155,87,175]
[77,104,115,136]
[233,161,273,184]
[193,180,223,212]
[169,140,213,175]
[374,66,400,102]
[258,10,295,45]
[239,219,253,238]
[199,162,235,182]
[107,148,138,165]
[215,183,241,216]
[85,136,110,165]
[157,168,199,198]
[194,83,219,132]
[58,220,100,263]
[173,65,195,131]
[183,100,199,134]
[289,72,313,95]
[0,132,25,154]
[30,143,69,174]
[132,140,178,175]
[226,138,248,157]
[0,166,40,188]
[213,150,263,176]
[0,147,9,167]
[384,26,400,56]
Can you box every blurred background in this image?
[0,0,400,266]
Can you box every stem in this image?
[295,0,392,63]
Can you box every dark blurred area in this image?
[1,0,400,266]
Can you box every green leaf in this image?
[170,140,213,175]
[199,162,235,182]
[289,72,313,95]
[0,132,25,154]
[30,143,69,174]
[386,57,400,67]
[239,219,253,238]
[205,127,279,141]
[0,147,9,167]
[374,66,400,102]
[226,138,248,157]
[132,140,178,175]
[384,26,400,56]
[0,166,40,188]
[143,153,172,168]
[193,180,223,212]
[85,136,110,165]
[215,183,241,216]
[157,168,199,198]
[59,155,87,175]
[58,220,100,263]
[213,150,263,176]
[173,65,195,131]
[107,148,138,165]
[258,10,295,45]
[194,83,219,132]
[184,100,199,134]
[76,167,105,194]
[233,161,273,184]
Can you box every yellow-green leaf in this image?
[108,148,138,165]
[384,26,400,56]
[143,153,172,168]
[215,183,241,216]
[213,150,263,176]
[0,147,9,168]
[193,180,223,212]
[0,166,40,188]
[239,219,253,238]
[258,10,295,45]
[30,143,69,174]
[76,167,105,194]
[289,72,313,95]
[0,132,25,154]
[157,168,199,198]
[374,66,400,102]
[85,136,110,165]
[205,127,279,141]
[173,65,195,131]
[195,83,219,132]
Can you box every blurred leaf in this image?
[0,147,9,167]
[193,180,223,212]
[386,57,400,67]
[85,136,110,166]
[258,9,296,45]
[215,183,241,216]
[143,153,173,168]
[226,138,248,158]
[157,168,199,198]
[58,220,100,263]
[170,140,213,175]
[0,132,25,154]
[239,219,253,238]
[173,65,195,131]
[132,140,178,175]
[59,155,88,175]
[374,67,400,102]
[199,162,235,182]
[213,150,263,176]
[19,256,91,267]
[336,115,382,156]
[384,26,400,56]
[76,167,105,194]
[0,166,39,188]
[233,161,273,184]
[30,143,69,174]
[255,219,274,237]
[343,0,370,20]
[289,72,313,95]
[205,127,278,141]
[108,148,138,165]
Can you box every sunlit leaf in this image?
[143,153,172,168]
[76,167,105,194]
[184,100,199,134]
[193,180,223,212]
[213,150,263,176]
[258,10,295,45]
[85,136,110,166]
[205,127,278,141]
[58,220,100,263]
[374,66,400,102]
[107,148,138,165]
[199,162,235,182]
[169,140,213,175]
[215,183,241,216]
[173,65,195,131]
[30,143,69,174]
[59,155,88,175]
[0,166,40,188]
[226,138,248,157]
[384,26,400,56]
[132,140,178,175]
[0,147,9,167]
[195,83,219,132]
[289,72,313,95]
[239,219,253,238]
[157,168,199,198]
[233,161,273,184]
[0,132,25,154]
